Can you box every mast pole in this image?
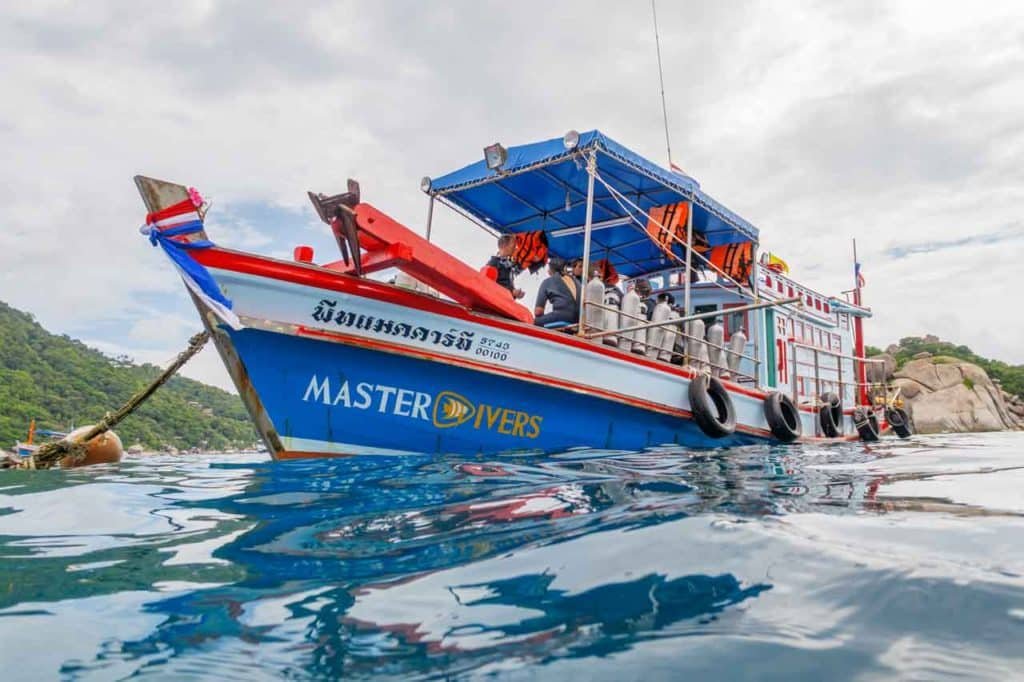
[852,238,868,406]
[652,0,673,166]
[578,150,597,336]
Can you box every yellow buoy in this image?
[60,426,123,468]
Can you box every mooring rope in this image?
[17,331,211,470]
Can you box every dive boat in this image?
[136,130,905,460]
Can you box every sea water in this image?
[1,432,1023,680]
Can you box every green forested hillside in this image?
[867,336,1024,400]
[0,301,256,450]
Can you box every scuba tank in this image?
[647,300,671,359]
[727,329,747,377]
[620,289,641,351]
[584,274,605,333]
[660,309,680,362]
[632,298,649,354]
[706,320,725,377]
[603,287,622,347]
[686,318,707,370]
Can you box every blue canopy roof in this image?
[426,130,759,279]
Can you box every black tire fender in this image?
[764,392,802,443]
[886,407,914,439]
[689,374,736,438]
[854,407,880,442]
[819,392,843,438]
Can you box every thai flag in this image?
[855,261,866,289]
[669,161,686,175]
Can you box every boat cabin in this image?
[422,130,874,411]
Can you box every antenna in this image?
[651,0,673,168]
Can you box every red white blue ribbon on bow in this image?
[140,190,241,329]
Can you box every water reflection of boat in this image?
[8,440,1024,677]
[135,130,899,461]
[104,450,861,671]
[342,566,769,666]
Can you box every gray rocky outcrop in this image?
[889,356,1022,434]
[866,353,896,385]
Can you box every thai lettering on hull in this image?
[301,375,542,440]
[310,299,475,351]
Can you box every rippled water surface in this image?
[2,433,1024,680]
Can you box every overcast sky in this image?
[2,1,1022,391]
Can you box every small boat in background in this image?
[136,129,910,460]
[11,420,68,460]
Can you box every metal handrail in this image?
[789,340,886,365]
[583,299,762,383]
[585,296,801,340]
[788,340,890,412]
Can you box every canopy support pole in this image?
[577,151,597,336]
[424,194,435,242]
[683,196,694,315]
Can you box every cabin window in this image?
[694,304,718,325]
[831,333,842,352]
[765,275,772,288]
[824,302,830,314]
[817,329,825,347]
[795,321,805,342]
[815,299,822,311]
[788,285,794,297]
[723,303,748,340]
[777,281,784,293]
[840,314,849,330]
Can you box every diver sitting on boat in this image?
[569,258,585,289]
[534,257,580,328]
[481,235,525,300]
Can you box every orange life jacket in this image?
[707,242,754,283]
[646,202,709,258]
[592,258,619,286]
[512,231,549,274]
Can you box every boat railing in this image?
[582,299,789,385]
[788,341,889,409]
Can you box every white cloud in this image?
[1,0,1022,400]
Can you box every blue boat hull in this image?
[226,327,767,457]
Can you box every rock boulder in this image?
[866,353,896,385]
[894,357,1020,433]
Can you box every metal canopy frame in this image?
[426,134,758,282]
